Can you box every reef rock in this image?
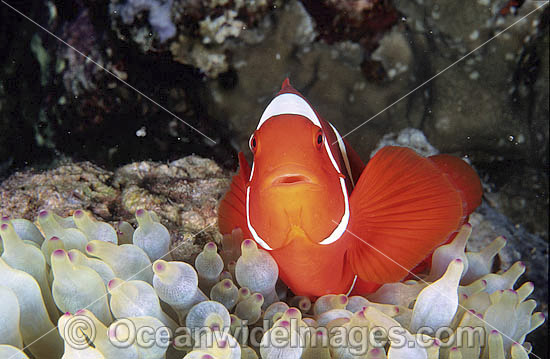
[0,156,230,262]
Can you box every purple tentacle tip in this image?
[280,320,290,328]
[53,249,65,257]
[155,262,165,272]
[287,308,298,315]
[39,210,48,217]
[339,295,347,304]
[0,223,8,231]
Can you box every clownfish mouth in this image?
[272,174,313,186]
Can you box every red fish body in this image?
[218,79,482,297]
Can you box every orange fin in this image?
[217,152,252,238]
[428,154,482,215]
[346,146,465,283]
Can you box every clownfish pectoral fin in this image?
[346,146,471,283]
[217,152,252,238]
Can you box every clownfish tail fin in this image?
[428,154,483,216]
[346,146,474,283]
[217,152,252,238]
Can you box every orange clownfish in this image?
[218,79,482,298]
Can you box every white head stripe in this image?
[318,176,350,245]
[257,93,321,129]
[246,186,273,251]
[323,134,341,174]
[249,161,255,182]
[329,122,354,187]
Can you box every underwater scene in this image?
[0,0,548,358]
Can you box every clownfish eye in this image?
[315,129,323,149]
[249,133,257,152]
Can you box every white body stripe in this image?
[247,92,350,248]
[346,275,358,296]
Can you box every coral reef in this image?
[0,207,546,358]
[113,0,176,43]
[0,156,230,262]
[0,0,237,171]
[300,0,399,47]
[110,0,282,78]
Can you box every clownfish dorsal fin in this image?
[346,146,481,283]
[280,77,292,92]
[217,152,252,239]
[276,78,303,97]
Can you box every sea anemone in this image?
[0,210,545,358]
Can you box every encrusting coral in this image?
[0,209,545,358]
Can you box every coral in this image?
[109,0,281,77]
[0,156,230,262]
[300,0,399,48]
[0,207,546,358]
[370,127,440,158]
[112,0,177,43]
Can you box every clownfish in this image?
[218,79,482,298]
